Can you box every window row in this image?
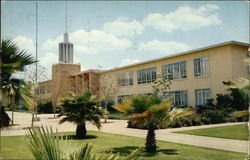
[117,72,133,86]
[162,61,187,80]
[137,67,157,84]
[117,88,211,107]
[35,85,51,95]
[116,56,210,86]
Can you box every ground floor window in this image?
[117,95,130,104]
[164,90,188,107]
[195,89,211,106]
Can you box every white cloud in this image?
[42,29,132,55]
[38,52,58,78]
[103,17,144,37]
[138,40,192,55]
[119,58,141,67]
[143,4,221,32]
[13,35,35,56]
[39,52,58,67]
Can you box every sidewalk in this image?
[1,112,248,153]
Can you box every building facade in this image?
[36,41,250,107]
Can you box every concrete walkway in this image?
[1,112,248,153]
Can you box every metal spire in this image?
[65,0,67,33]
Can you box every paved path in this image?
[1,112,248,153]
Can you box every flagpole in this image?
[35,2,38,120]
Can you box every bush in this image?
[170,114,203,128]
[199,108,238,124]
[37,101,60,114]
[230,88,249,111]
[107,113,129,120]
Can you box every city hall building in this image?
[35,32,250,107]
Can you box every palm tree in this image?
[26,126,141,160]
[58,91,104,139]
[0,39,36,128]
[114,95,193,152]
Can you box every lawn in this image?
[1,131,247,160]
[175,124,248,141]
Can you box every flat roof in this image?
[101,40,249,73]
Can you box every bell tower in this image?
[58,0,73,64]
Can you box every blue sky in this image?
[2,1,249,77]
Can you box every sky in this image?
[2,1,249,78]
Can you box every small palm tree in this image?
[1,39,36,128]
[25,126,141,160]
[58,91,104,139]
[114,95,193,152]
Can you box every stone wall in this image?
[51,63,81,107]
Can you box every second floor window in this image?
[117,72,133,86]
[194,56,209,77]
[162,61,187,80]
[137,67,157,84]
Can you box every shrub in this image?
[170,114,203,128]
[200,109,232,124]
[107,113,129,120]
[230,88,249,111]
[37,101,53,113]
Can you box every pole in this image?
[35,2,38,120]
[0,0,2,156]
[65,0,67,33]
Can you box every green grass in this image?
[175,124,248,141]
[1,131,247,160]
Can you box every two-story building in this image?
[36,40,250,107]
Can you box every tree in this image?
[26,126,141,160]
[100,74,118,122]
[12,63,49,84]
[152,73,172,96]
[1,39,36,128]
[58,91,104,139]
[114,95,193,152]
[12,63,49,120]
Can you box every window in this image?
[117,95,130,104]
[117,72,133,86]
[137,67,157,84]
[164,90,188,106]
[162,61,186,80]
[195,89,211,106]
[194,56,209,77]
[248,52,250,74]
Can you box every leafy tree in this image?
[13,63,49,84]
[58,92,104,139]
[0,39,36,128]
[152,73,171,96]
[26,126,141,160]
[100,74,118,122]
[114,95,193,152]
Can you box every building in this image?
[36,40,250,107]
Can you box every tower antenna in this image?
[65,0,67,33]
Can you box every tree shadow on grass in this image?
[58,134,97,140]
[105,146,178,157]
[144,149,178,157]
